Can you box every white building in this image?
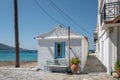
[94,0,120,74]
[36,25,89,72]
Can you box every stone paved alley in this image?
[83,54,106,73]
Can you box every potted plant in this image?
[70,57,80,73]
[115,59,120,76]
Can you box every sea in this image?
[0,51,37,62]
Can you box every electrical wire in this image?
[47,0,92,37]
[34,0,62,25]
[34,0,93,43]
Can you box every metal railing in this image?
[101,1,120,24]
[93,32,98,43]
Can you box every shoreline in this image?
[0,61,37,68]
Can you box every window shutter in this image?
[54,42,57,59]
[61,42,65,58]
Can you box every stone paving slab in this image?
[0,54,117,80]
[0,68,117,80]
[83,54,106,73]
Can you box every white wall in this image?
[109,27,118,72]
[100,31,109,67]
[81,37,88,71]
[37,38,88,71]
[98,0,106,14]
[96,0,120,74]
[106,0,116,3]
[97,26,118,73]
[117,27,120,58]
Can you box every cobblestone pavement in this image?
[0,68,117,80]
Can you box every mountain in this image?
[0,43,30,51]
[0,43,15,50]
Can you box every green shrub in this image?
[70,57,80,65]
[115,59,120,70]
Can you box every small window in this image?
[57,43,61,57]
[54,42,65,58]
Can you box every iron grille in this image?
[101,1,120,24]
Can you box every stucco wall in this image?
[117,27,120,58]
[81,38,88,71]
[37,38,88,71]
[96,0,120,74]
[109,27,117,71]
[97,27,118,73]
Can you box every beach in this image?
[0,61,37,68]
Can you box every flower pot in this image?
[116,70,120,76]
[70,64,78,73]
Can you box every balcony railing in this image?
[101,1,120,24]
[93,32,98,43]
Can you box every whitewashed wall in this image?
[96,0,120,74]
[117,27,120,58]
[98,29,113,73]
[37,37,88,72]
[109,27,117,71]
[106,0,119,3]
[97,27,118,73]
[81,37,88,71]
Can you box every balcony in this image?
[93,32,98,43]
[101,1,120,24]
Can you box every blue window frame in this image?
[54,42,65,58]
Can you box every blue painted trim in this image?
[54,42,65,58]
[61,42,65,58]
[54,42,57,59]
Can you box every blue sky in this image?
[0,0,97,50]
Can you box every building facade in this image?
[95,0,120,74]
[36,25,89,72]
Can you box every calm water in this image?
[0,51,37,62]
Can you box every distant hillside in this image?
[0,43,14,50]
[0,43,33,51]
